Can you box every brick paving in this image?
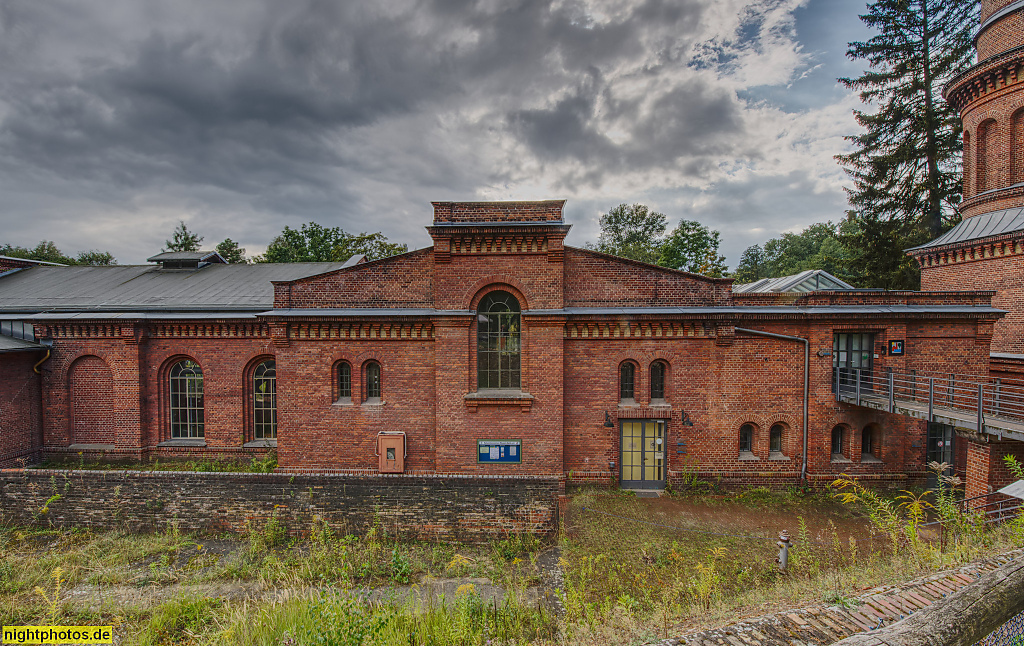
[648,549,1023,646]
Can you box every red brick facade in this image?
[0,352,44,467]
[0,201,1008,488]
[914,0,1024,500]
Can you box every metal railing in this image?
[834,367,1024,438]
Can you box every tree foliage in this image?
[734,222,853,284]
[836,0,976,289]
[0,242,116,266]
[259,223,407,263]
[215,238,247,264]
[591,203,667,265]
[164,221,204,253]
[658,220,727,277]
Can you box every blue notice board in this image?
[478,439,522,464]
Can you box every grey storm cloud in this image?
[0,0,862,264]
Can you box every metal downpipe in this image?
[734,328,810,483]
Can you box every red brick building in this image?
[909,0,1024,499]
[0,200,1005,491]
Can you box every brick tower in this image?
[910,0,1024,356]
[909,0,1024,500]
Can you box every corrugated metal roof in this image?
[0,263,345,313]
[908,207,1024,251]
[733,270,854,294]
[0,335,43,353]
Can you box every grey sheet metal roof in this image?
[733,270,854,294]
[0,263,345,313]
[0,335,43,353]
[908,207,1024,251]
[146,251,225,263]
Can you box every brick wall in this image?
[964,439,1024,502]
[920,250,1024,354]
[978,3,1024,60]
[431,200,565,223]
[0,353,43,467]
[563,248,729,307]
[68,355,114,445]
[0,470,559,540]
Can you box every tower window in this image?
[366,361,381,401]
[337,361,352,401]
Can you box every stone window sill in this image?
[738,451,759,461]
[333,397,353,407]
[649,399,671,408]
[67,443,115,451]
[618,399,637,408]
[860,454,883,464]
[831,454,852,463]
[361,398,384,407]
[465,390,533,412]
[769,452,789,461]
[243,439,277,448]
[157,439,207,447]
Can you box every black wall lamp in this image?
[604,411,615,427]
[681,411,694,426]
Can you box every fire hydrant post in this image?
[776,530,792,573]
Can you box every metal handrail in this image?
[833,366,1024,434]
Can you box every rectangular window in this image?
[833,332,874,391]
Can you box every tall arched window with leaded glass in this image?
[477,290,521,390]
[253,359,277,439]
[169,359,204,439]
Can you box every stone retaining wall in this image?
[0,469,561,541]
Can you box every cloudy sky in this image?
[0,0,879,267]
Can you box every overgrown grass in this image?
[30,450,279,473]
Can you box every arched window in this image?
[831,425,844,456]
[769,424,784,454]
[650,361,666,401]
[477,290,521,389]
[365,361,381,401]
[337,361,352,401]
[619,362,636,401]
[169,359,204,439]
[253,360,277,439]
[739,424,754,453]
[1012,109,1024,185]
[977,119,997,192]
[964,130,972,196]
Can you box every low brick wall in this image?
[0,470,561,541]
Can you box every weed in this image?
[299,592,388,646]
[250,450,278,474]
[137,595,221,645]
[387,546,411,584]
[34,567,65,625]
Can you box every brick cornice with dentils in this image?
[911,228,1024,266]
[944,44,1024,112]
[959,183,1024,215]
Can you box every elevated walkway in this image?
[834,368,1024,443]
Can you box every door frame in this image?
[619,419,668,490]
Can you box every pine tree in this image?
[164,221,204,253]
[836,0,976,289]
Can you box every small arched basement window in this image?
[252,359,277,440]
[739,424,754,453]
[769,424,784,455]
[831,425,844,456]
[169,359,204,439]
